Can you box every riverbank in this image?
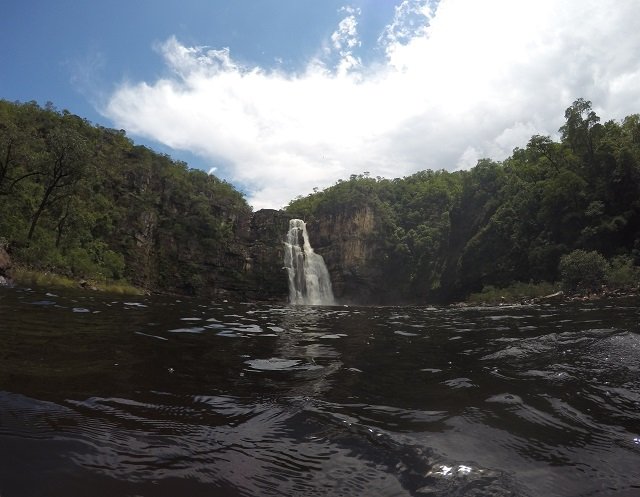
[6,266,145,296]
[463,281,640,306]
[466,281,560,305]
[0,241,145,295]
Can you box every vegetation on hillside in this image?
[2,97,639,302]
[0,100,250,293]
[287,99,640,302]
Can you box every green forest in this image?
[0,99,251,294]
[1,98,640,302]
[286,98,640,302]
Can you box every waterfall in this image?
[284,219,335,305]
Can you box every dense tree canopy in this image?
[287,99,640,302]
[2,98,638,302]
[0,99,250,292]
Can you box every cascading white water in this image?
[284,219,335,305]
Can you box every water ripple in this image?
[2,288,640,496]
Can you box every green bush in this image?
[66,247,100,278]
[559,249,607,291]
[102,250,125,280]
[14,237,65,270]
[606,255,640,289]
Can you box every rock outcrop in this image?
[122,207,291,301]
[0,206,381,303]
[307,206,385,304]
[0,246,12,287]
[245,209,290,300]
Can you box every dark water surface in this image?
[1,287,639,496]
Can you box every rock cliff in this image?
[307,206,386,304]
[245,209,290,300]
[124,206,291,301]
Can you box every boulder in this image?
[0,246,11,274]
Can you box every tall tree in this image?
[559,98,602,165]
[27,125,88,241]
[0,106,38,195]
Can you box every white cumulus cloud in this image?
[103,0,640,209]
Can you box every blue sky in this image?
[2,2,369,108]
[2,0,398,128]
[3,1,640,208]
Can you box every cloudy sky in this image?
[3,0,640,209]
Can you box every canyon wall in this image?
[306,206,386,304]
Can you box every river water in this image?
[0,286,639,497]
